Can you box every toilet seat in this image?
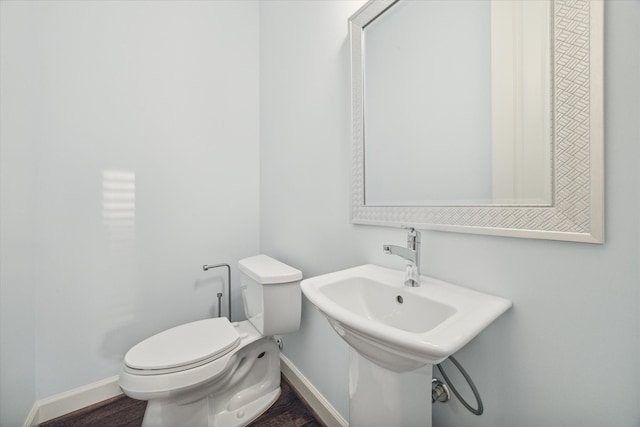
[124,317,240,375]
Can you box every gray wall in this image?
[0,1,259,425]
[260,1,640,426]
[0,2,37,420]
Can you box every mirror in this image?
[364,0,551,206]
[350,0,604,243]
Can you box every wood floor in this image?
[39,375,323,427]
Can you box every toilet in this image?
[118,255,302,427]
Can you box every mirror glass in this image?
[363,0,552,206]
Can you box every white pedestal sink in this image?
[350,350,433,426]
[301,264,511,427]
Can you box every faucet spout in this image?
[382,245,416,264]
[383,227,421,287]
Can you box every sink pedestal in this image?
[349,349,432,427]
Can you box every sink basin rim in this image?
[300,264,512,365]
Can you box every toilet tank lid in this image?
[238,254,302,284]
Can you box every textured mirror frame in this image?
[350,0,604,243]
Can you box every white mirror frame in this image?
[350,0,604,243]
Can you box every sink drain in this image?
[396,295,403,303]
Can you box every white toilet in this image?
[118,255,302,427]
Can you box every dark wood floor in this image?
[39,375,323,427]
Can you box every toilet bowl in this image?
[118,255,302,427]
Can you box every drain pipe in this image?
[202,263,232,321]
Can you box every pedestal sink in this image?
[300,264,511,426]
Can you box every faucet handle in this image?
[402,226,420,243]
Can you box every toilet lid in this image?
[124,317,240,371]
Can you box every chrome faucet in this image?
[383,227,421,287]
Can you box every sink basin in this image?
[301,264,511,371]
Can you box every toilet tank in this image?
[238,255,302,336]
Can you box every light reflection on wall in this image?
[102,170,136,244]
[101,170,137,358]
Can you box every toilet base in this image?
[131,330,282,427]
[141,386,280,427]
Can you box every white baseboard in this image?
[22,403,39,427]
[24,375,122,427]
[280,354,348,427]
[24,359,345,427]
